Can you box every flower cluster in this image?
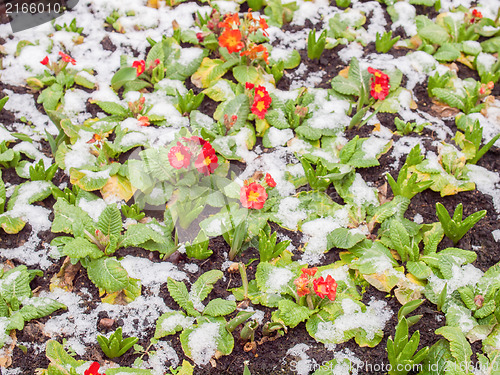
[40,52,77,73]
[167,136,219,176]
[246,82,272,119]
[294,267,337,301]
[479,81,494,95]
[367,67,390,101]
[240,173,275,209]
[218,11,269,64]
[85,362,105,375]
[470,8,483,23]
[132,58,161,77]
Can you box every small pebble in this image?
[99,318,115,328]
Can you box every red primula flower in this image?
[251,94,272,119]
[195,143,219,176]
[313,275,337,301]
[40,56,49,65]
[472,9,483,19]
[254,85,269,99]
[301,267,318,277]
[182,136,207,147]
[219,29,245,54]
[84,362,104,375]
[137,116,150,127]
[368,67,390,100]
[132,60,146,77]
[294,275,310,297]
[245,82,255,90]
[218,13,240,30]
[59,52,76,65]
[168,145,192,169]
[265,173,276,187]
[240,182,268,209]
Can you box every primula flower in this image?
[137,116,150,127]
[59,52,76,65]
[84,362,104,375]
[245,82,255,90]
[132,60,146,77]
[218,13,240,30]
[368,67,390,100]
[195,143,218,175]
[265,173,276,187]
[168,145,192,169]
[40,56,49,65]
[219,29,245,54]
[182,136,207,147]
[472,9,483,22]
[251,94,272,119]
[254,85,269,99]
[240,44,269,64]
[313,275,337,301]
[294,275,310,297]
[240,182,268,209]
[259,18,269,36]
[301,267,318,277]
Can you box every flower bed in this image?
[0,0,499,374]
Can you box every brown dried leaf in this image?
[430,100,461,118]
[50,257,81,292]
[0,331,17,368]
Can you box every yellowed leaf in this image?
[147,0,160,7]
[50,256,81,292]
[100,175,136,202]
[0,331,16,368]
[338,66,350,78]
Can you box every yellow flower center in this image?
[256,100,266,112]
[374,84,383,93]
[204,156,212,166]
[248,190,260,202]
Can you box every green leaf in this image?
[276,299,315,328]
[203,299,237,317]
[434,43,461,62]
[431,88,465,112]
[97,204,122,237]
[19,297,66,321]
[146,41,165,67]
[416,15,450,45]
[220,94,249,131]
[435,326,472,366]
[406,261,432,280]
[111,67,139,91]
[0,214,26,234]
[327,228,365,250]
[52,198,94,234]
[190,270,223,304]
[167,278,198,316]
[154,311,194,339]
[86,257,129,293]
[45,340,83,370]
[0,266,32,304]
[232,65,261,85]
[95,101,128,116]
[389,220,411,261]
[74,74,95,89]
[7,181,53,210]
[180,317,234,365]
[62,237,104,260]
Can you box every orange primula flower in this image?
[259,18,269,36]
[294,275,310,297]
[218,13,240,30]
[240,44,269,64]
[219,29,245,54]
